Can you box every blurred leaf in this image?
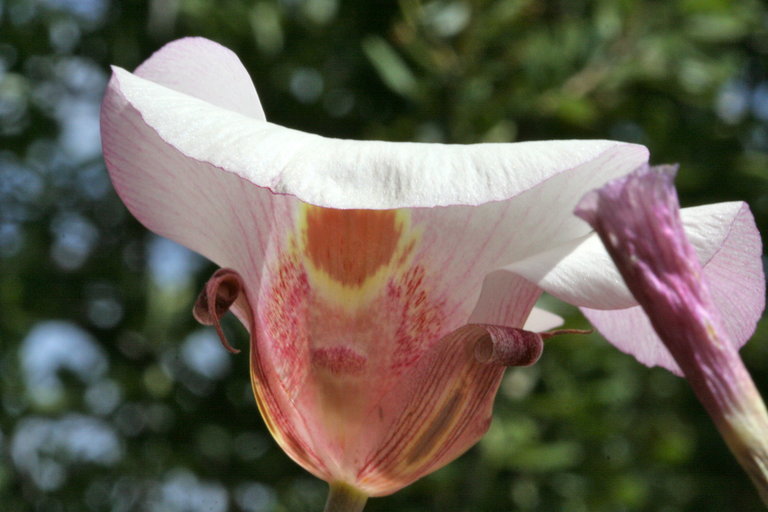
[362,35,421,100]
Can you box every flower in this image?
[575,165,768,504]
[100,37,764,506]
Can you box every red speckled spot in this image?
[387,266,447,371]
[260,248,311,392]
[304,207,401,287]
[312,346,367,375]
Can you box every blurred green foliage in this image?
[1,0,767,510]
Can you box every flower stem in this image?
[699,358,768,506]
[323,482,368,512]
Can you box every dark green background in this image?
[1,0,767,510]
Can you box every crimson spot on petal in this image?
[311,346,367,375]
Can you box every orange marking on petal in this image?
[304,207,402,287]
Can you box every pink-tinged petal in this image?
[577,200,764,373]
[507,233,635,309]
[101,69,288,296]
[354,323,544,496]
[468,270,563,331]
[684,203,765,348]
[469,270,543,326]
[134,37,265,119]
[581,305,679,372]
[508,201,760,310]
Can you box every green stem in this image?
[323,482,368,512]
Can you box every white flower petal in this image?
[106,66,647,210]
[523,308,564,332]
[103,60,647,313]
[508,202,751,310]
[135,37,265,119]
